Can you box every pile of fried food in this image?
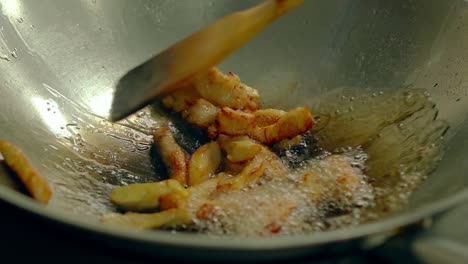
[0,67,367,236]
[100,68,366,235]
[0,67,368,236]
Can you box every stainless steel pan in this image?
[1,0,468,262]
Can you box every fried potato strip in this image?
[109,179,188,211]
[253,109,286,126]
[194,68,260,111]
[218,135,261,163]
[217,107,314,144]
[0,140,52,204]
[188,141,222,186]
[250,107,314,144]
[216,107,254,136]
[154,127,188,185]
[186,98,220,128]
[217,136,288,190]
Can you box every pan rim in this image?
[1,183,468,251]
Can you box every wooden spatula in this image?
[110,0,303,121]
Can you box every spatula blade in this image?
[110,0,303,121]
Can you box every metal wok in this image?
[1,0,468,262]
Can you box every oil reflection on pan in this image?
[31,96,72,138]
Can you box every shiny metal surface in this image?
[0,0,468,260]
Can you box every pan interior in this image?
[0,0,468,241]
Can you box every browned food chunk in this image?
[0,140,52,204]
[249,107,314,144]
[216,107,254,136]
[218,135,288,183]
[218,135,262,163]
[109,179,188,211]
[194,68,260,111]
[216,108,285,136]
[253,109,286,126]
[188,141,222,186]
[154,127,188,185]
[186,98,220,128]
[162,88,200,113]
[217,107,314,144]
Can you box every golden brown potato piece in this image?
[0,140,52,204]
[218,135,262,163]
[194,68,260,111]
[218,135,287,179]
[188,142,222,186]
[162,88,200,113]
[253,109,286,126]
[101,208,192,230]
[154,127,188,185]
[186,98,220,128]
[109,179,188,211]
[216,107,254,136]
[250,107,314,144]
[217,107,314,144]
[216,109,287,137]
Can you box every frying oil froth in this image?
[191,148,374,237]
[182,88,448,237]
